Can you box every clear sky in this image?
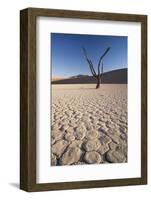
[51,33,127,77]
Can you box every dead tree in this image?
[82,47,110,89]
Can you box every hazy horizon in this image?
[51,33,128,77]
[52,67,128,79]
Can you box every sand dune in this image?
[52,68,127,85]
[51,84,127,166]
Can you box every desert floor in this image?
[51,84,127,166]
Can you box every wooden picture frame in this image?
[20,7,147,192]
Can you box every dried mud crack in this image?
[51,84,127,166]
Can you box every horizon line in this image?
[52,67,128,78]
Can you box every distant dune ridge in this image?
[52,68,127,84]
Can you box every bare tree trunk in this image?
[96,77,100,89]
[96,60,101,89]
[96,62,103,88]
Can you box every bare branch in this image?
[82,47,88,60]
[98,47,110,70]
[82,47,97,78]
[88,59,97,77]
[101,62,103,74]
[100,47,111,60]
[87,59,97,78]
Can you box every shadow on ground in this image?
[9,183,19,189]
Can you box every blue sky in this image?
[51,33,127,77]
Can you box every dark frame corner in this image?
[20,7,147,192]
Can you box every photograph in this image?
[51,33,128,166]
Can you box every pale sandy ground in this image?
[51,84,127,166]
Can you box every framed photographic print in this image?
[20,8,147,192]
